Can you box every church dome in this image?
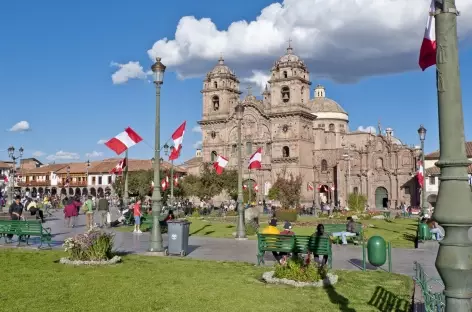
[272,44,307,70]
[207,56,235,78]
[310,85,348,121]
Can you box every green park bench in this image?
[323,223,364,245]
[256,234,332,268]
[0,220,52,249]
[417,219,433,241]
[141,213,169,232]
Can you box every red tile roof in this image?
[425,141,472,160]
[425,164,472,176]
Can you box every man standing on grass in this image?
[97,195,109,228]
[133,199,143,234]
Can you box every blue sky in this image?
[1,0,472,165]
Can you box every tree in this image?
[268,169,303,208]
[348,192,367,212]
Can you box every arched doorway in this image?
[75,188,81,196]
[32,187,37,198]
[97,187,104,197]
[90,188,97,197]
[61,188,67,196]
[51,187,57,196]
[105,187,111,196]
[68,188,74,196]
[375,187,389,209]
[38,187,44,195]
[82,188,88,196]
[427,194,437,208]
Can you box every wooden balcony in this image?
[18,181,51,187]
[57,181,88,187]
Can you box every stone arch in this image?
[61,188,67,196]
[375,157,384,169]
[90,188,97,197]
[68,188,74,196]
[213,81,218,88]
[211,151,217,162]
[82,188,88,196]
[375,187,388,209]
[51,187,57,196]
[282,146,290,158]
[283,71,288,78]
[212,95,220,111]
[75,187,81,196]
[105,187,112,196]
[38,187,44,195]
[97,187,104,197]
[353,187,359,194]
[329,123,335,131]
[281,86,290,103]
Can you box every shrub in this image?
[63,229,114,261]
[273,257,328,282]
[191,210,201,218]
[275,209,298,222]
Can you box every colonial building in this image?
[424,141,472,208]
[188,45,419,209]
[17,158,187,198]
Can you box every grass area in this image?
[115,217,418,248]
[0,249,413,312]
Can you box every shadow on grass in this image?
[323,285,356,312]
[190,224,211,236]
[368,286,410,312]
[204,231,215,236]
[402,233,417,243]
[226,225,235,229]
[348,258,378,271]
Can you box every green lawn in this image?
[116,217,418,248]
[0,249,413,312]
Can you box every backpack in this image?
[81,202,89,213]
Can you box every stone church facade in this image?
[192,45,419,209]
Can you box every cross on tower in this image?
[288,38,292,48]
[246,85,252,96]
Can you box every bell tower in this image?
[268,43,311,107]
[201,56,241,120]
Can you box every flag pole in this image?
[123,149,129,209]
[248,169,252,205]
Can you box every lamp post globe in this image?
[417,125,428,216]
[235,103,246,240]
[417,125,427,141]
[8,146,14,158]
[163,143,169,156]
[149,56,166,253]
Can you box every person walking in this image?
[84,196,94,230]
[97,195,109,228]
[133,199,143,234]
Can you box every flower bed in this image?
[262,257,338,288]
[62,229,117,264]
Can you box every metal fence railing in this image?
[413,261,445,312]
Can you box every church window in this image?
[340,124,344,128]
[376,157,384,169]
[404,186,410,194]
[210,131,216,139]
[211,151,217,162]
[246,142,252,155]
[232,144,237,153]
[214,81,218,88]
[318,124,324,129]
[329,123,335,131]
[281,86,290,103]
[429,176,436,185]
[212,96,220,111]
[283,71,288,78]
[353,187,359,194]
[321,159,328,172]
[282,146,290,158]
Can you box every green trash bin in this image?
[418,222,432,240]
[367,236,387,267]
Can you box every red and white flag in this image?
[161,176,170,191]
[419,0,436,71]
[417,160,424,188]
[173,176,179,187]
[248,147,262,169]
[253,183,259,192]
[110,158,127,175]
[169,121,186,161]
[105,127,143,155]
[243,184,247,190]
[213,155,229,175]
[3,174,8,183]
[307,182,314,191]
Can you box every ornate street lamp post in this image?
[7,146,23,206]
[149,57,166,252]
[417,125,428,216]
[163,143,175,207]
[432,1,472,311]
[235,103,246,239]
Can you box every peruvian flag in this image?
[105,127,143,155]
[161,176,169,191]
[3,174,8,183]
[243,184,248,190]
[417,160,424,188]
[253,183,259,192]
[419,0,436,71]
[213,155,229,175]
[248,147,262,169]
[169,121,186,161]
[110,158,127,175]
[173,176,179,187]
[307,182,314,191]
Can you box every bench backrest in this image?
[323,222,362,233]
[257,233,295,252]
[0,220,43,232]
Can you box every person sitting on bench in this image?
[261,218,283,263]
[27,199,45,223]
[332,217,357,245]
[313,224,329,265]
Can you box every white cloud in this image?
[242,71,271,93]
[357,126,377,134]
[85,151,103,158]
[111,61,148,84]
[113,0,472,84]
[46,151,80,161]
[32,151,45,157]
[192,141,202,149]
[8,121,30,132]
[192,125,202,133]
[97,139,107,144]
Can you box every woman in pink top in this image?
[64,197,79,227]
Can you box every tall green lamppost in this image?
[163,143,175,207]
[149,57,166,253]
[235,103,246,239]
[433,1,472,310]
[7,146,23,206]
[417,125,428,216]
